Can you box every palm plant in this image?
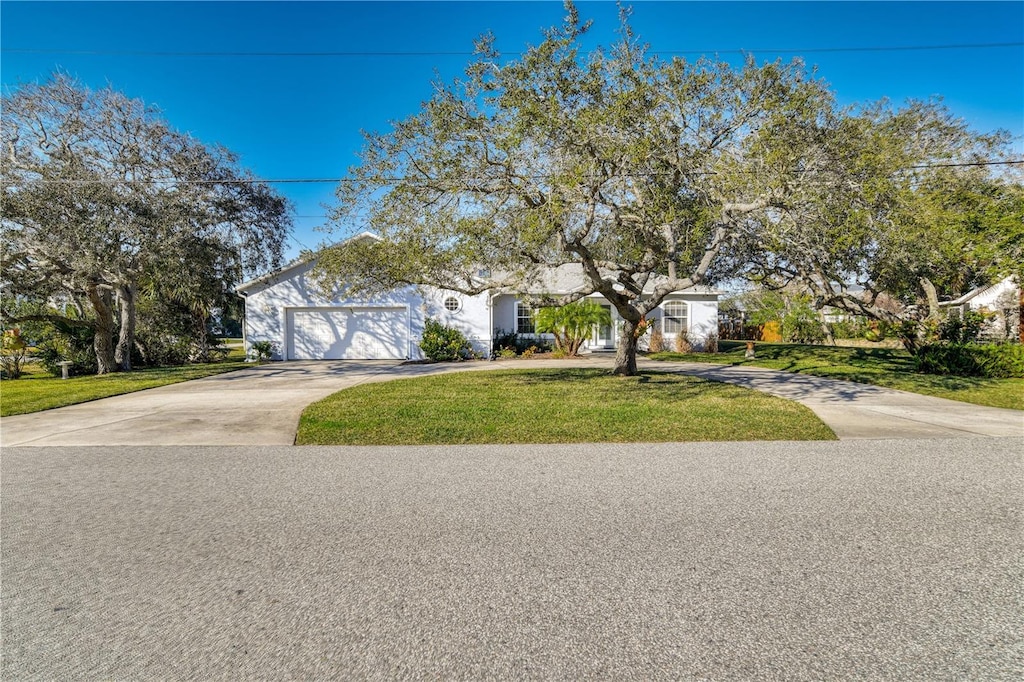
[534,300,612,357]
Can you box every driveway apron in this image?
[0,361,492,447]
[651,360,1023,439]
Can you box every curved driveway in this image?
[0,360,489,447]
[653,361,1023,439]
[1,357,1020,446]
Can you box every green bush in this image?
[1,329,29,379]
[420,318,474,362]
[914,342,1024,378]
[134,332,193,367]
[249,340,278,362]
[492,328,518,353]
[535,300,611,356]
[35,323,98,377]
[829,318,868,339]
[491,328,551,355]
[937,310,986,344]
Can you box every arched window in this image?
[663,301,688,334]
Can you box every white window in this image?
[663,301,688,334]
[444,296,461,313]
[516,302,535,334]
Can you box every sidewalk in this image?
[649,360,1023,439]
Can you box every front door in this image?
[594,304,615,349]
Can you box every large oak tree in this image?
[1,74,290,373]
[316,3,1020,373]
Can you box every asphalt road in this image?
[3,439,1022,680]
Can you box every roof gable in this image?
[236,231,379,294]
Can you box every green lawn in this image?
[1,356,250,417]
[296,368,836,445]
[650,342,1023,410]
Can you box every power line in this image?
[2,42,1021,58]
[287,233,313,251]
[18,160,1024,186]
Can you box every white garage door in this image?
[287,307,408,360]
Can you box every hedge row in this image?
[913,342,1024,379]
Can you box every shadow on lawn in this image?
[485,368,774,403]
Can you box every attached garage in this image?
[286,307,409,360]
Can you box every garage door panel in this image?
[288,308,407,360]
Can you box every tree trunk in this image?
[819,311,835,346]
[920,276,940,321]
[115,283,136,371]
[613,319,639,376]
[86,280,117,374]
[192,308,211,362]
[1019,288,1023,344]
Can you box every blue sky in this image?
[2,1,1022,268]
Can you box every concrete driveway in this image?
[652,361,1024,439]
[0,360,485,447]
[1,357,1021,445]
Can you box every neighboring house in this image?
[237,234,721,361]
[938,275,1022,342]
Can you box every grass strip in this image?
[1,359,250,416]
[296,368,836,445]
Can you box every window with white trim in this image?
[443,296,461,313]
[516,302,535,334]
[663,301,688,334]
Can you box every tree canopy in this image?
[315,2,1021,373]
[1,73,291,373]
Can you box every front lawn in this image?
[296,368,836,445]
[0,357,250,417]
[650,342,1023,410]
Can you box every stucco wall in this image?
[490,291,721,352]
[241,259,721,359]
[418,288,491,357]
[241,260,490,360]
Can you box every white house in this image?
[939,275,1021,342]
[237,239,720,361]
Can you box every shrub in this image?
[134,332,192,367]
[937,310,986,344]
[535,300,611,356]
[420,318,473,362]
[491,328,551,355]
[249,340,278,363]
[648,325,665,353]
[35,323,98,377]
[914,342,1024,378]
[520,345,540,359]
[492,328,518,353]
[864,321,887,342]
[0,329,29,379]
[830,318,868,339]
[674,331,692,354]
[704,334,719,354]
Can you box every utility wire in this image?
[287,233,313,250]
[2,42,1022,58]
[17,160,1024,185]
